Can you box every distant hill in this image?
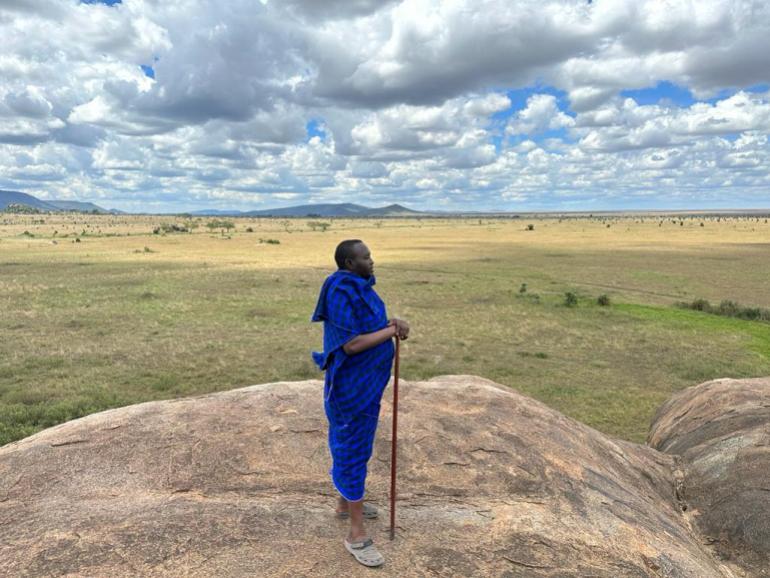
[0,190,121,214]
[187,203,421,217]
[188,209,245,216]
[0,190,61,212]
[1,192,420,217]
[240,202,422,217]
[46,200,124,214]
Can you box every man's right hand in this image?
[389,318,410,340]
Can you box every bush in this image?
[206,219,235,234]
[153,223,188,234]
[259,238,280,245]
[519,283,527,294]
[690,298,711,311]
[564,292,578,307]
[525,224,535,231]
[717,300,740,316]
[677,297,770,323]
[307,221,331,232]
[597,294,611,306]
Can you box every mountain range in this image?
[0,190,124,214]
[0,190,422,217]
[188,202,421,217]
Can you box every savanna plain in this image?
[1,213,769,446]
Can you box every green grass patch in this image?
[615,302,770,362]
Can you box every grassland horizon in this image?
[1,212,769,446]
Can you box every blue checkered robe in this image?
[311,269,395,501]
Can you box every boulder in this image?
[0,375,761,577]
[649,377,770,577]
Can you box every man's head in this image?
[335,239,374,278]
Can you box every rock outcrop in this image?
[649,377,770,577]
[0,374,766,577]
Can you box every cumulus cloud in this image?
[507,94,575,135]
[0,0,769,211]
[577,91,770,152]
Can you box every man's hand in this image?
[388,318,410,340]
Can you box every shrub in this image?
[153,223,188,234]
[690,298,711,311]
[206,219,235,234]
[307,221,331,232]
[677,297,770,323]
[717,300,740,316]
[564,292,578,307]
[259,238,280,244]
[525,224,535,231]
[597,294,611,306]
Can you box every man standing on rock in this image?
[311,239,409,568]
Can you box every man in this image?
[311,239,409,567]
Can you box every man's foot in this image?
[344,536,384,567]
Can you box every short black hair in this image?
[335,239,363,269]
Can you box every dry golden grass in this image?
[1,212,769,445]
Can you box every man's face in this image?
[346,242,374,278]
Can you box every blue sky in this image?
[1,0,769,213]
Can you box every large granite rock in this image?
[649,376,770,577]
[0,374,764,577]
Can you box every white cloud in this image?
[507,94,575,135]
[0,0,769,211]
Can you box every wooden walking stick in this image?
[389,335,400,541]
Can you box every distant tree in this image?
[206,219,235,235]
[307,221,331,232]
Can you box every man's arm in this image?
[342,323,398,356]
[342,317,409,355]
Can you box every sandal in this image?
[345,537,384,567]
[336,502,378,519]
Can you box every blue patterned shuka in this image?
[311,269,395,501]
